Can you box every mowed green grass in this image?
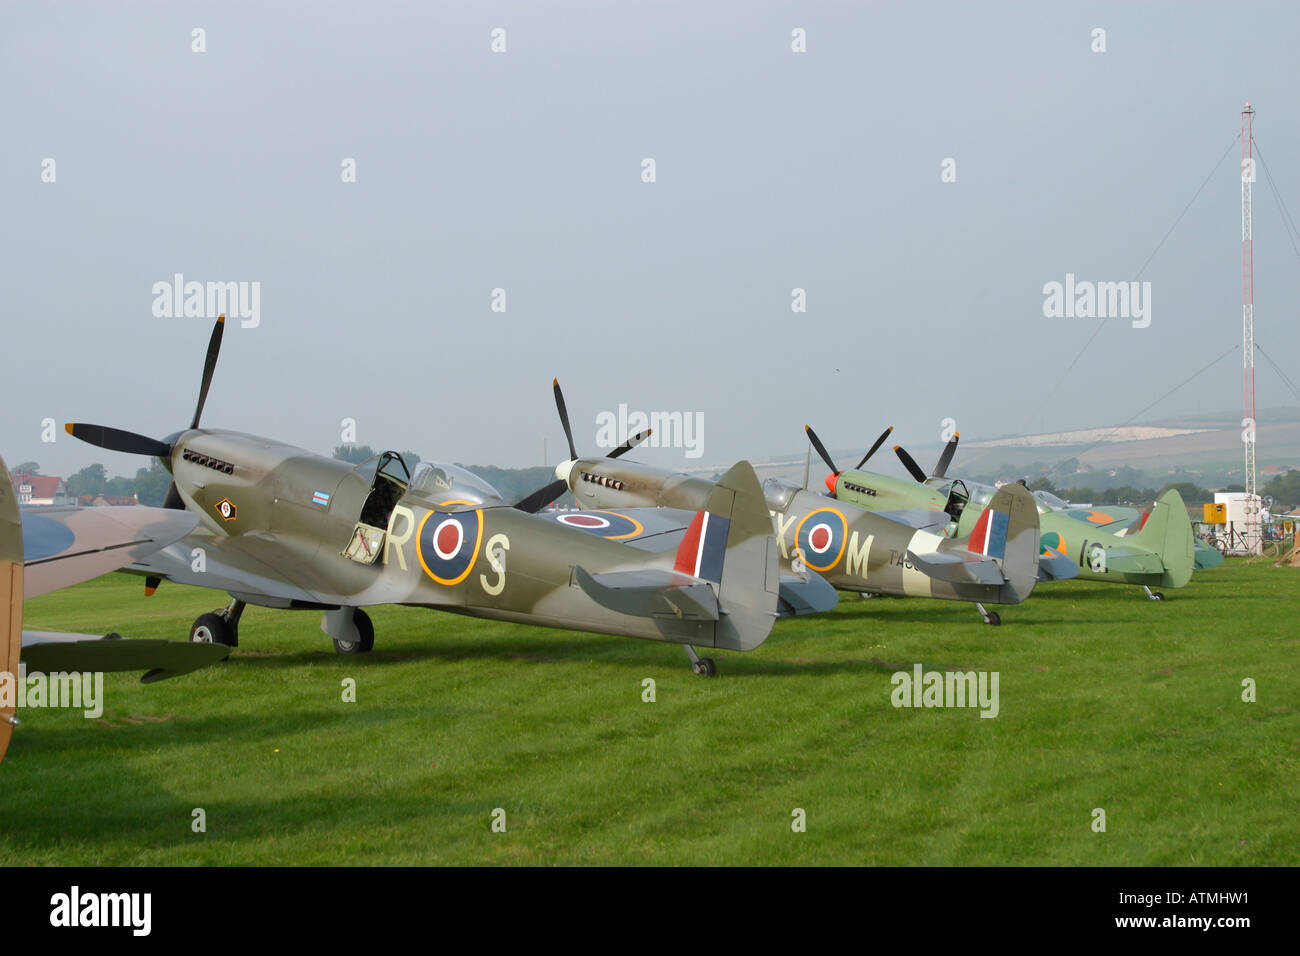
[3,562,1297,866]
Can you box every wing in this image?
[126,529,333,608]
[1062,506,1141,533]
[22,506,199,598]
[20,632,230,683]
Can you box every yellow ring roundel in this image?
[794,507,848,572]
[416,508,484,586]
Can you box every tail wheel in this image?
[692,657,717,677]
[332,608,375,654]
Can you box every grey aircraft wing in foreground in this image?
[1,454,229,765]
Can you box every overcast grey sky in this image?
[3,1,1299,481]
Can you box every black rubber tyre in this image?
[333,608,375,654]
[985,611,1002,626]
[191,612,235,646]
[692,657,718,677]
[191,612,236,661]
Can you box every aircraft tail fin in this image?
[959,482,1040,604]
[577,461,781,650]
[689,461,781,649]
[1131,488,1195,588]
[1,455,25,763]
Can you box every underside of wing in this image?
[128,531,331,608]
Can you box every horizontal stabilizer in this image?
[905,548,1005,586]
[1036,551,1080,582]
[777,572,838,616]
[572,566,720,622]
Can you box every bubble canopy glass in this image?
[408,460,504,508]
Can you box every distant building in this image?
[10,474,75,506]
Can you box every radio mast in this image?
[1241,103,1261,555]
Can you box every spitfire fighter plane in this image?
[808,428,1196,600]
[532,384,1072,626]
[63,318,832,676]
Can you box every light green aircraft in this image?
[806,427,1195,600]
[62,318,831,677]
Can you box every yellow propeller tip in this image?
[552,378,559,386]
[63,423,74,435]
[217,314,226,324]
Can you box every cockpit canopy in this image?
[1032,489,1069,511]
[409,461,504,509]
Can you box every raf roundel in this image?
[554,511,643,540]
[416,510,483,586]
[794,507,847,572]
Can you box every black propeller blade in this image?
[607,428,651,460]
[855,426,894,470]
[514,479,569,514]
[63,424,172,459]
[932,433,960,479]
[190,314,225,429]
[894,445,929,483]
[553,379,578,461]
[804,425,839,476]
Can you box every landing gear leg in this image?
[1142,585,1166,601]
[682,644,717,677]
[976,602,1001,626]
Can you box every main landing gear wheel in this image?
[332,608,375,654]
[1143,586,1166,602]
[975,602,1001,626]
[191,612,236,660]
[692,657,717,678]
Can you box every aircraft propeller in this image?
[66,316,226,509]
[804,424,893,496]
[65,315,226,594]
[894,432,961,484]
[513,379,651,513]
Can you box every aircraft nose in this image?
[825,472,839,494]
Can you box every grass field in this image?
[3,562,1297,866]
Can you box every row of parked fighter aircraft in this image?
[1,316,1212,760]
